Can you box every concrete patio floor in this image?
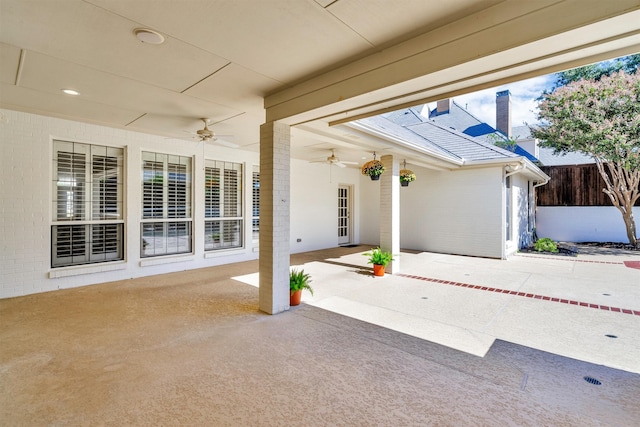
[1,245,639,426]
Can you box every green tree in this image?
[532,71,640,246]
[555,54,639,87]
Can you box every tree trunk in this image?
[595,160,639,247]
[622,210,638,247]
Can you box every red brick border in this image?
[396,273,640,316]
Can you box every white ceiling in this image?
[1,0,639,168]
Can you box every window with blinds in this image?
[52,141,124,267]
[252,166,260,241]
[141,152,192,257]
[204,160,243,251]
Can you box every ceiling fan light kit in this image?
[196,118,215,140]
[310,149,357,168]
[189,118,239,148]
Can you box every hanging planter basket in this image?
[400,168,416,187]
[361,155,385,181]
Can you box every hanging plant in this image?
[399,160,416,187]
[400,169,416,186]
[361,152,385,180]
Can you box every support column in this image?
[259,121,291,314]
[380,155,400,273]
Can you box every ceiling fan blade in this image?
[335,161,347,168]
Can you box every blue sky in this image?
[423,74,556,129]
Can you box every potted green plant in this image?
[289,268,314,306]
[363,247,394,276]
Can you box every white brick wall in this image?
[258,122,291,314]
[0,108,539,298]
[289,158,360,252]
[0,109,267,298]
[0,110,366,299]
[380,155,400,273]
[398,165,504,258]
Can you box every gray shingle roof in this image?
[537,148,594,165]
[358,115,457,159]
[406,121,519,162]
[512,125,532,140]
[382,106,426,126]
[428,101,495,138]
[357,114,519,163]
[513,124,594,165]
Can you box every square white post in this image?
[380,155,400,273]
[259,121,291,314]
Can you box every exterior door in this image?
[338,185,351,245]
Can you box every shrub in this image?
[534,238,559,253]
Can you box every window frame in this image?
[204,159,244,251]
[252,165,260,242]
[51,140,124,268]
[140,151,193,258]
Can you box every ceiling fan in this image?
[188,118,238,148]
[311,149,358,168]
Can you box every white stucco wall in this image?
[290,161,361,252]
[358,174,382,247]
[399,165,504,258]
[510,173,535,256]
[536,206,640,243]
[0,109,361,298]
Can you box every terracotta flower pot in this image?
[290,290,302,306]
[373,264,385,276]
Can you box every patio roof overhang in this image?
[464,157,551,184]
[341,120,464,171]
[341,118,552,183]
[268,4,640,153]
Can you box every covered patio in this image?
[2,245,639,425]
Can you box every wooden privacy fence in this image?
[537,164,640,207]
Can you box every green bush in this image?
[534,238,559,253]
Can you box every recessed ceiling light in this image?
[62,89,80,96]
[134,28,165,45]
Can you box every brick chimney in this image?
[436,98,451,115]
[496,90,511,138]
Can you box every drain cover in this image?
[583,376,602,385]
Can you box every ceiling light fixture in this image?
[62,89,80,96]
[134,28,165,45]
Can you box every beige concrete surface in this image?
[287,246,640,373]
[1,245,639,426]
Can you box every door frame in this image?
[338,184,353,245]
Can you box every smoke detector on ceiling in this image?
[134,28,165,45]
